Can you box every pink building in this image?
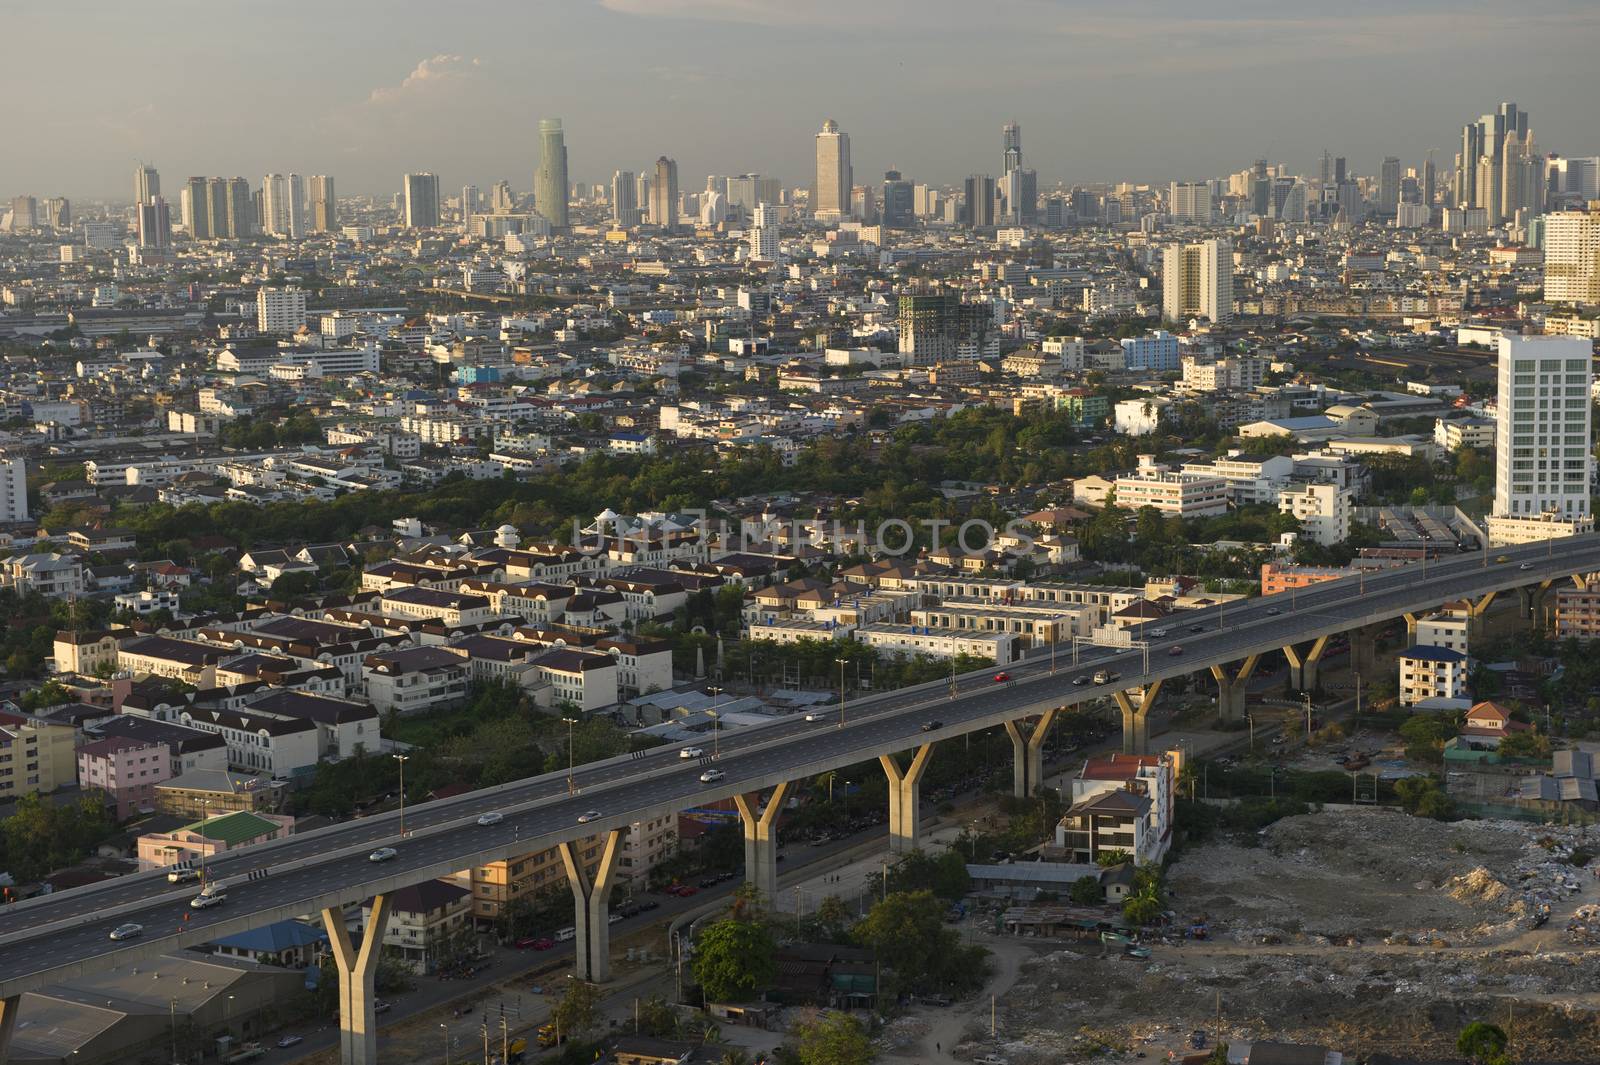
[136,810,295,870]
[77,735,171,820]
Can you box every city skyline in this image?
[4,0,1599,200]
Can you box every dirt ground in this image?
[968,807,1600,1064]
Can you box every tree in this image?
[549,979,601,1038]
[852,889,989,995]
[1497,729,1551,760]
[1205,1044,1230,1065]
[1395,776,1455,821]
[1069,876,1103,906]
[1095,849,1131,868]
[692,918,777,1003]
[788,1010,874,1065]
[1456,1021,1510,1065]
[635,995,680,1038]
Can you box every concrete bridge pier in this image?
[1518,580,1556,620]
[1004,708,1059,798]
[560,829,623,983]
[1350,624,1383,679]
[323,894,391,1065]
[1209,654,1259,723]
[1282,635,1329,692]
[1113,680,1164,755]
[880,744,935,853]
[0,995,17,1065]
[1466,591,1498,637]
[734,781,791,904]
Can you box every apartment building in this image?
[1278,482,1352,546]
[363,646,471,715]
[77,735,171,819]
[1112,457,1229,518]
[1397,645,1470,707]
[0,711,77,800]
[1055,750,1180,866]
[365,879,473,974]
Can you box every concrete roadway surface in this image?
[1,536,1596,996]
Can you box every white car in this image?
[577,810,602,824]
[190,890,226,909]
[679,746,704,759]
[1150,628,1169,638]
[109,923,143,941]
[803,712,822,722]
[476,812,505,826]
[368,847,398,863]
[700,769,726,783]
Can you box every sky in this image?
[5,0,1600,202]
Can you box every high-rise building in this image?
[1319,150,1332,187]
[610,170,638,226]
[881,170,913,228]
[897,292,996,364]
[998,123,1035,225]
[203,179,229,240]
[850,185,876,224]
[1336,180,1365,225]
[134,164,160,206]
[137,198,171,249]
[1002,123,1022,173]
[536,118,569,229]
[257,286,308,335]
[963,175,996,228]
[651,157,678,229]
[184,177,210,239]
[749,203,781,262]
[0,453,28,523]
[261,173,306,237]
[1379,156,1402,216]
[226,178,253,238]
[7,197,36,233]
[404,173,440,228]
[1170,182,1212,222]
[1421,153,1436,207]
[1334,157,1347,185]
[1161,239,1233,324]
[43,198,69,229]
[491,181,515,213]
[1487,332,1593,542]
[813,119,851,222]
[309,175,336,232]
[1249,160,1271,217]
[1544,203,1600,306]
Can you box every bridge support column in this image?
[734,781,791,904]
[0,995,17,1065]
[1113,680,1164,755]
[1004,708,1059,798]
[1208,654,1259,723]
[1282,636,1329,692]
[323,895,391,1065]
[881,744,935,853]
[1518,580,1555,621]
[1402,612,1420,641]
[560,829,623,984]
[1350,624,1382,679]
[1466,591,1498,639]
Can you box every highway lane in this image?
[2,536,1598,995]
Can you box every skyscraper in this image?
[262,174,305,237]
[1170,182,1212,222]
[1249,160,1271,217]
[309,175,336,232]
[1421,153,1436,206]
[226,178,253,238]
[749,203,780,262]
[134,164,160,206]
[999,122,1035,225]
[204,179,230,239]
[1379,156,1402,216]
[1334,157,1347,185]
[137,197,171,249]
[403,173,440,228]
[1488,332,1593,542]
[963,175,996,228]
[1161,239,1233,324]
[611,170,638,226]
[1543,203,1600,306]
[651,157,678,229]
[881,170,913,228]
[536,118,569,229]
[184,176,210,239]
[813,119,851,222]
[1002,123,1022,173]
[491,181,515,213]
[1319,150,1332,187]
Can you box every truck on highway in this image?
[537,1024,564,1048]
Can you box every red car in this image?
[530,937,555,951]
[514,936,541,949]
[675,885,699,897]
[993,672,1011,683]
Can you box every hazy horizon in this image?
[5,0,1599,202]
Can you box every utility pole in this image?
[393,752,410,836]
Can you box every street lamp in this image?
[836,657,849,729]
[1303,693,1313,742]
[197,797,212,887]
[393,753,410,837]
[707,686,723,758]
[1247,713,1255,753]
[441,1022,449,1065]
[563,717,578,794]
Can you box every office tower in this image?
[202,178,228,239]
[897,292,994,364]
[1421,153,1436,206]
[1458,123,1482,206]
[963,175,996,228]
[849,185,876,224]
[1161,239,1233,324]
[7,197,36,232]
[134,164,160,206]
[1003,122,1022,173]
[749,202,781,261]
[309,175,336,232]
[813,118,851,222]
[286,174,306,237]
[44,198,69,229]
[403,172,440,228]
[1476,154,1503,225]
[1335,180,1365,225]
[1170,182,1212,222]
[1334,157,1347,185]
[610,170,638,225]
[491,181,515,212]
[1544,204,1600,305]
[226,177,253,238]
[1249,160,1270,217]
[651,157,678,228]
[913,185,935,218]
[536,118,569,228]
[702,189,727,225]
[137,197,171,249]
[1277,181,1307,222]
[881,170,913,228]
[183,177,210,239]
[1319,150,1332,187]
[1379,156,1401,216]
[257,286,308,334]
[1490,332,1592,531]
[262,173,303,236]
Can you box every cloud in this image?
[369,53,484,104]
